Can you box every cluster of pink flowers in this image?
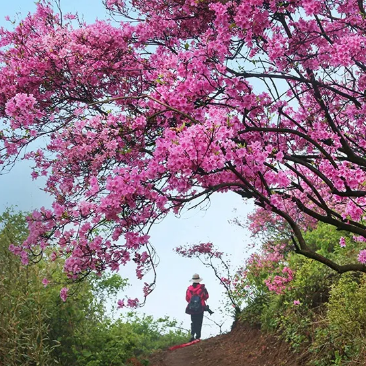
[117,298,139,309]
[60,287,69,302]
[105,0,124,10]
[264,267,294,295]
[42,278,50,287]
[339,237,346,248]
[358,250,366,264]
[5,93,42,130]
[245,242,288,277]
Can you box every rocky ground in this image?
[147,323,308,366]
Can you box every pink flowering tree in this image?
[3,0,366,301]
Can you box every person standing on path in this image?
[185,273,209,342]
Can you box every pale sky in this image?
[0,0,255,337]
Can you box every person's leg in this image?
[195,312,204,340]
[190,314,196,341]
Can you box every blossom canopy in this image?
[2,0,366,302]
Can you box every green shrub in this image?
[311,273,366,365]
[0,209,189,366]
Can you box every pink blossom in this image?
[8,244,21,255]
[339,237,346,248]
[20,251,29,265]
[358,250,366,264]
[117,299,125,308]
[60,287,69,302]
[106,0,124,9]
[293,300,300,305]
[127,298,139,308]
[42,278,50,287]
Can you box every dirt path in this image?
[148,324,306,366]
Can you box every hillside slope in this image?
[148,323,306,366]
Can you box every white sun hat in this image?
[190,273,203,283]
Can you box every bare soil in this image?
[147,323,307,366]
